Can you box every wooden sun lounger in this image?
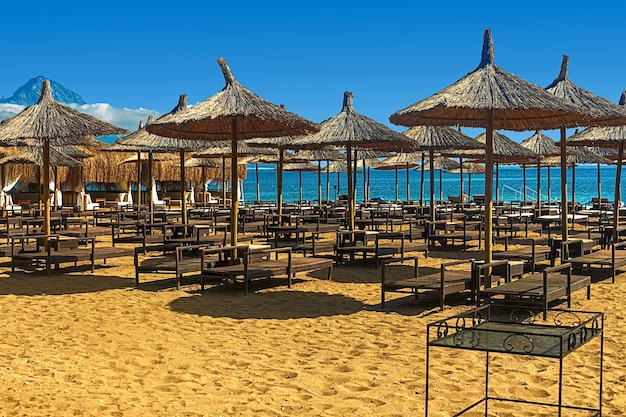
[335,231,415,268]
[11,235,133,274]
[567,240,626,284]
[200,246,333,294]
[135,243,214,289]
[477,261,591,320]
[381,257,475,311]
[493,237,551,273]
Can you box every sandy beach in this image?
[0,236,624,417]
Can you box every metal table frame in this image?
[425,305,604,416]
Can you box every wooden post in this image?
[560,127,568,242]
[43,140,51,239]
[614,142,624,244]
[180,150,187,224]
[484,110,494,264]
[230,119,239,247]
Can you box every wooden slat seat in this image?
[381,257,475,310]
[568,240,626,284]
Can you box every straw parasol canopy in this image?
[401,125,481,220]
[146,58,318,245]
[390,29,599,264]
[0,80,128,236]
[413,155,461,203]
[297,147,345,204]
[288,91,419,230]
[283,161,318,202]
[545,58,626,241]
[519,131,561,203]
[376,152,420,202]
[0,146,83,167]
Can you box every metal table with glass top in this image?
[425,305,604,416]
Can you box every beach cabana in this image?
[390,29,595,265]
[146,58,318,246]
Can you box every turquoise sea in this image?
[241,164,619,205]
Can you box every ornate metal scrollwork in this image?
[568,333,578,351]
[472,310,484,326]
[554,311,581,327]
[590,318,600,336]
[579,326,588,344]
[437,321,449,338]
[455,317,468,332]
[453,329,480,347]
[503,334,534,353]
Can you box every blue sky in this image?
[2,0,625,142]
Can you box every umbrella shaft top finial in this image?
[171,94,188,114]
[620,89,626,106]
[218,57,235,85]
[557,55,569,81]
[342,91,354,112]
[37,80,53,104]
[479,28,495,68]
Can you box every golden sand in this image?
[0,239,623,416]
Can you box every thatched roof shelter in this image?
[447,162,485,174]
[0,80,128,235]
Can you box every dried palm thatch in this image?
[587,146,619,160]
[297,147,344,161]
[447,162,485,174]
[520,131,560,157]
[327,161,349,173]
[146,59,318,141]
[183,158,220,168]
[0,146,82,167]
[119,153,178,164]
[390,32,598,131]
[465,131,538,163]
[282,161,318,172]
[542,147,612,166]
[376,152,420,170]
[567,91,626,148]
[417,156,460,171]
[401,126,482,151]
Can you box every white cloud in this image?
[0,102,161,134]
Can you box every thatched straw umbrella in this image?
[326,160,349,200]
[0,80,127,236]
[288,92,419,230]
[390,29,596,265]
[146,58,318,246]
[193,142,274,206]
[282,161,318,203]
[520,131,561,204]
[545,56,626,241]
[467,131,537,202]
[567,92,626,240]
[115,96,214,223]
[297,147,344,205]
[400,126,481,221]
[543,147,612,218]
[447,162,485,200]
[376,152,420,202]
[416,155,460,203]
[353,149,389,203]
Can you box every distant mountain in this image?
[0,76,86,106]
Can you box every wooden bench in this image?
[335,230,410,268]
[381,257,475,311]
[493,237,551,273]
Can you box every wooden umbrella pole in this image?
[326,163,330,203]
[614,142,624,244]
[353,150,358,218]
[277,149,284,216]
[346,142,354,230]
[522,164,527,202]
[548,165,552,203]
[536,158,541,207]
[571,163,576,231]
[439,165,443,203]
[495,163,499,202]
[484,110,494,264]
[406,163,410,202]
[420,152,425,207]
[429,148,435,223]
[362,159,367,203]
[299,171,303,202]
[43,140,51,239]
[459,158,465,210]
[148,152,154,223]
[202,166,206,206]
[221,156,227,206]
[560,127,568,242]
[597,163,601,202]
[230,119,239,247]
[180,150,187,224]
[256,163,261,203]
[317,162,322,205]
[137,151,142,209]
[394,167,399,202]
